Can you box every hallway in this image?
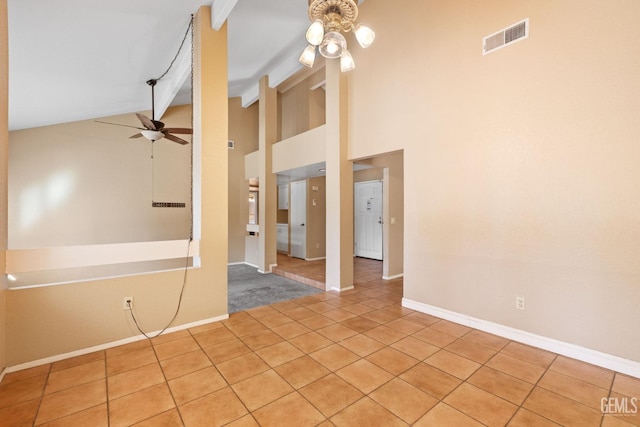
[273,254,387,291]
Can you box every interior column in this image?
[191,5,229,316]
[325,60,354,292]
[0,0,8,372]
[257,76,278,273]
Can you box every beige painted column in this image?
[0,0,8,371]
[325,60,354,291]
[190,5,229,314]
[258,76,278,273]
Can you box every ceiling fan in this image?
[96,79,192,145]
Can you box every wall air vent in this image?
[228,140,235,149]
[483,18,529,55]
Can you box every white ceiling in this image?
[7,0,311,131]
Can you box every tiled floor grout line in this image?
[103,355,111,427]
[151,335,188,427]
[600,372,617,427]
[30,363,52,427]
[506,352,559,427]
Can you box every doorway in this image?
[355,180,383,260]
[290,180,307,259]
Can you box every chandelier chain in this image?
[154,17,194,82]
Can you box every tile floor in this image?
[1,258,639,426]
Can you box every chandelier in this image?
[299,0,375,72]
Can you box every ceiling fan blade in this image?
[94,120,145,130]
[163,128,192,134]
[129,133,143,139]
[135,113,158,130]
[151,120,165,131]
[163,133,190,145]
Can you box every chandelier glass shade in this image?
[306,19,325,46]
[299,0,375,72]
[319,31,347,58]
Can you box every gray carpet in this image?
[228,264,321,313]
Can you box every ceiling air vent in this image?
[483,18,529,55]
[228,140,235,149]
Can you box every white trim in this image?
[383,273,403,280]
[332,286,355,293]
[227,262,248,266]
[4,314,229,374]
[258,263,278,274]
[9,265,201,290]
[403,298,640,379]
[0,367,5,384]
[305,257,326,261]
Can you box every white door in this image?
[290,180,307,259]
[355,180,383,260]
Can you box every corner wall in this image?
[351,0,640,362]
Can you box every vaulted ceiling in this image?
[7,0,313,131]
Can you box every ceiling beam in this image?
[155,35,192,119]
[241,83,259,108]
[211,0,238,31]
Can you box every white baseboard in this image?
[4,314,229,375]
[332,286,354,293]
[305,257,326,261]
[0,367,5,384]
[383,273,404,280]
[402,298,640,379]
[228,261,259,269]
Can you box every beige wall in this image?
[354,168,383,183]
[9,105,192,249]
[5,6,229,366]
[351,0,640,361]
[228,97,258,263]
[279,71,326,141]
[0,0,8,374]
[306,176,326,259]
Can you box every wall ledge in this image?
[403,298,640,379]
[2,313,228,377]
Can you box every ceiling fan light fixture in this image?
[306,19,325,46]
[299,44,317,68]
[305,0,374,71]
[340,50,355,72]
[141,130,165,142]
[354,23,375,48]
[319,31,347,59]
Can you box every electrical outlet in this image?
[516,296,525,310]
[123,297,133,310]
